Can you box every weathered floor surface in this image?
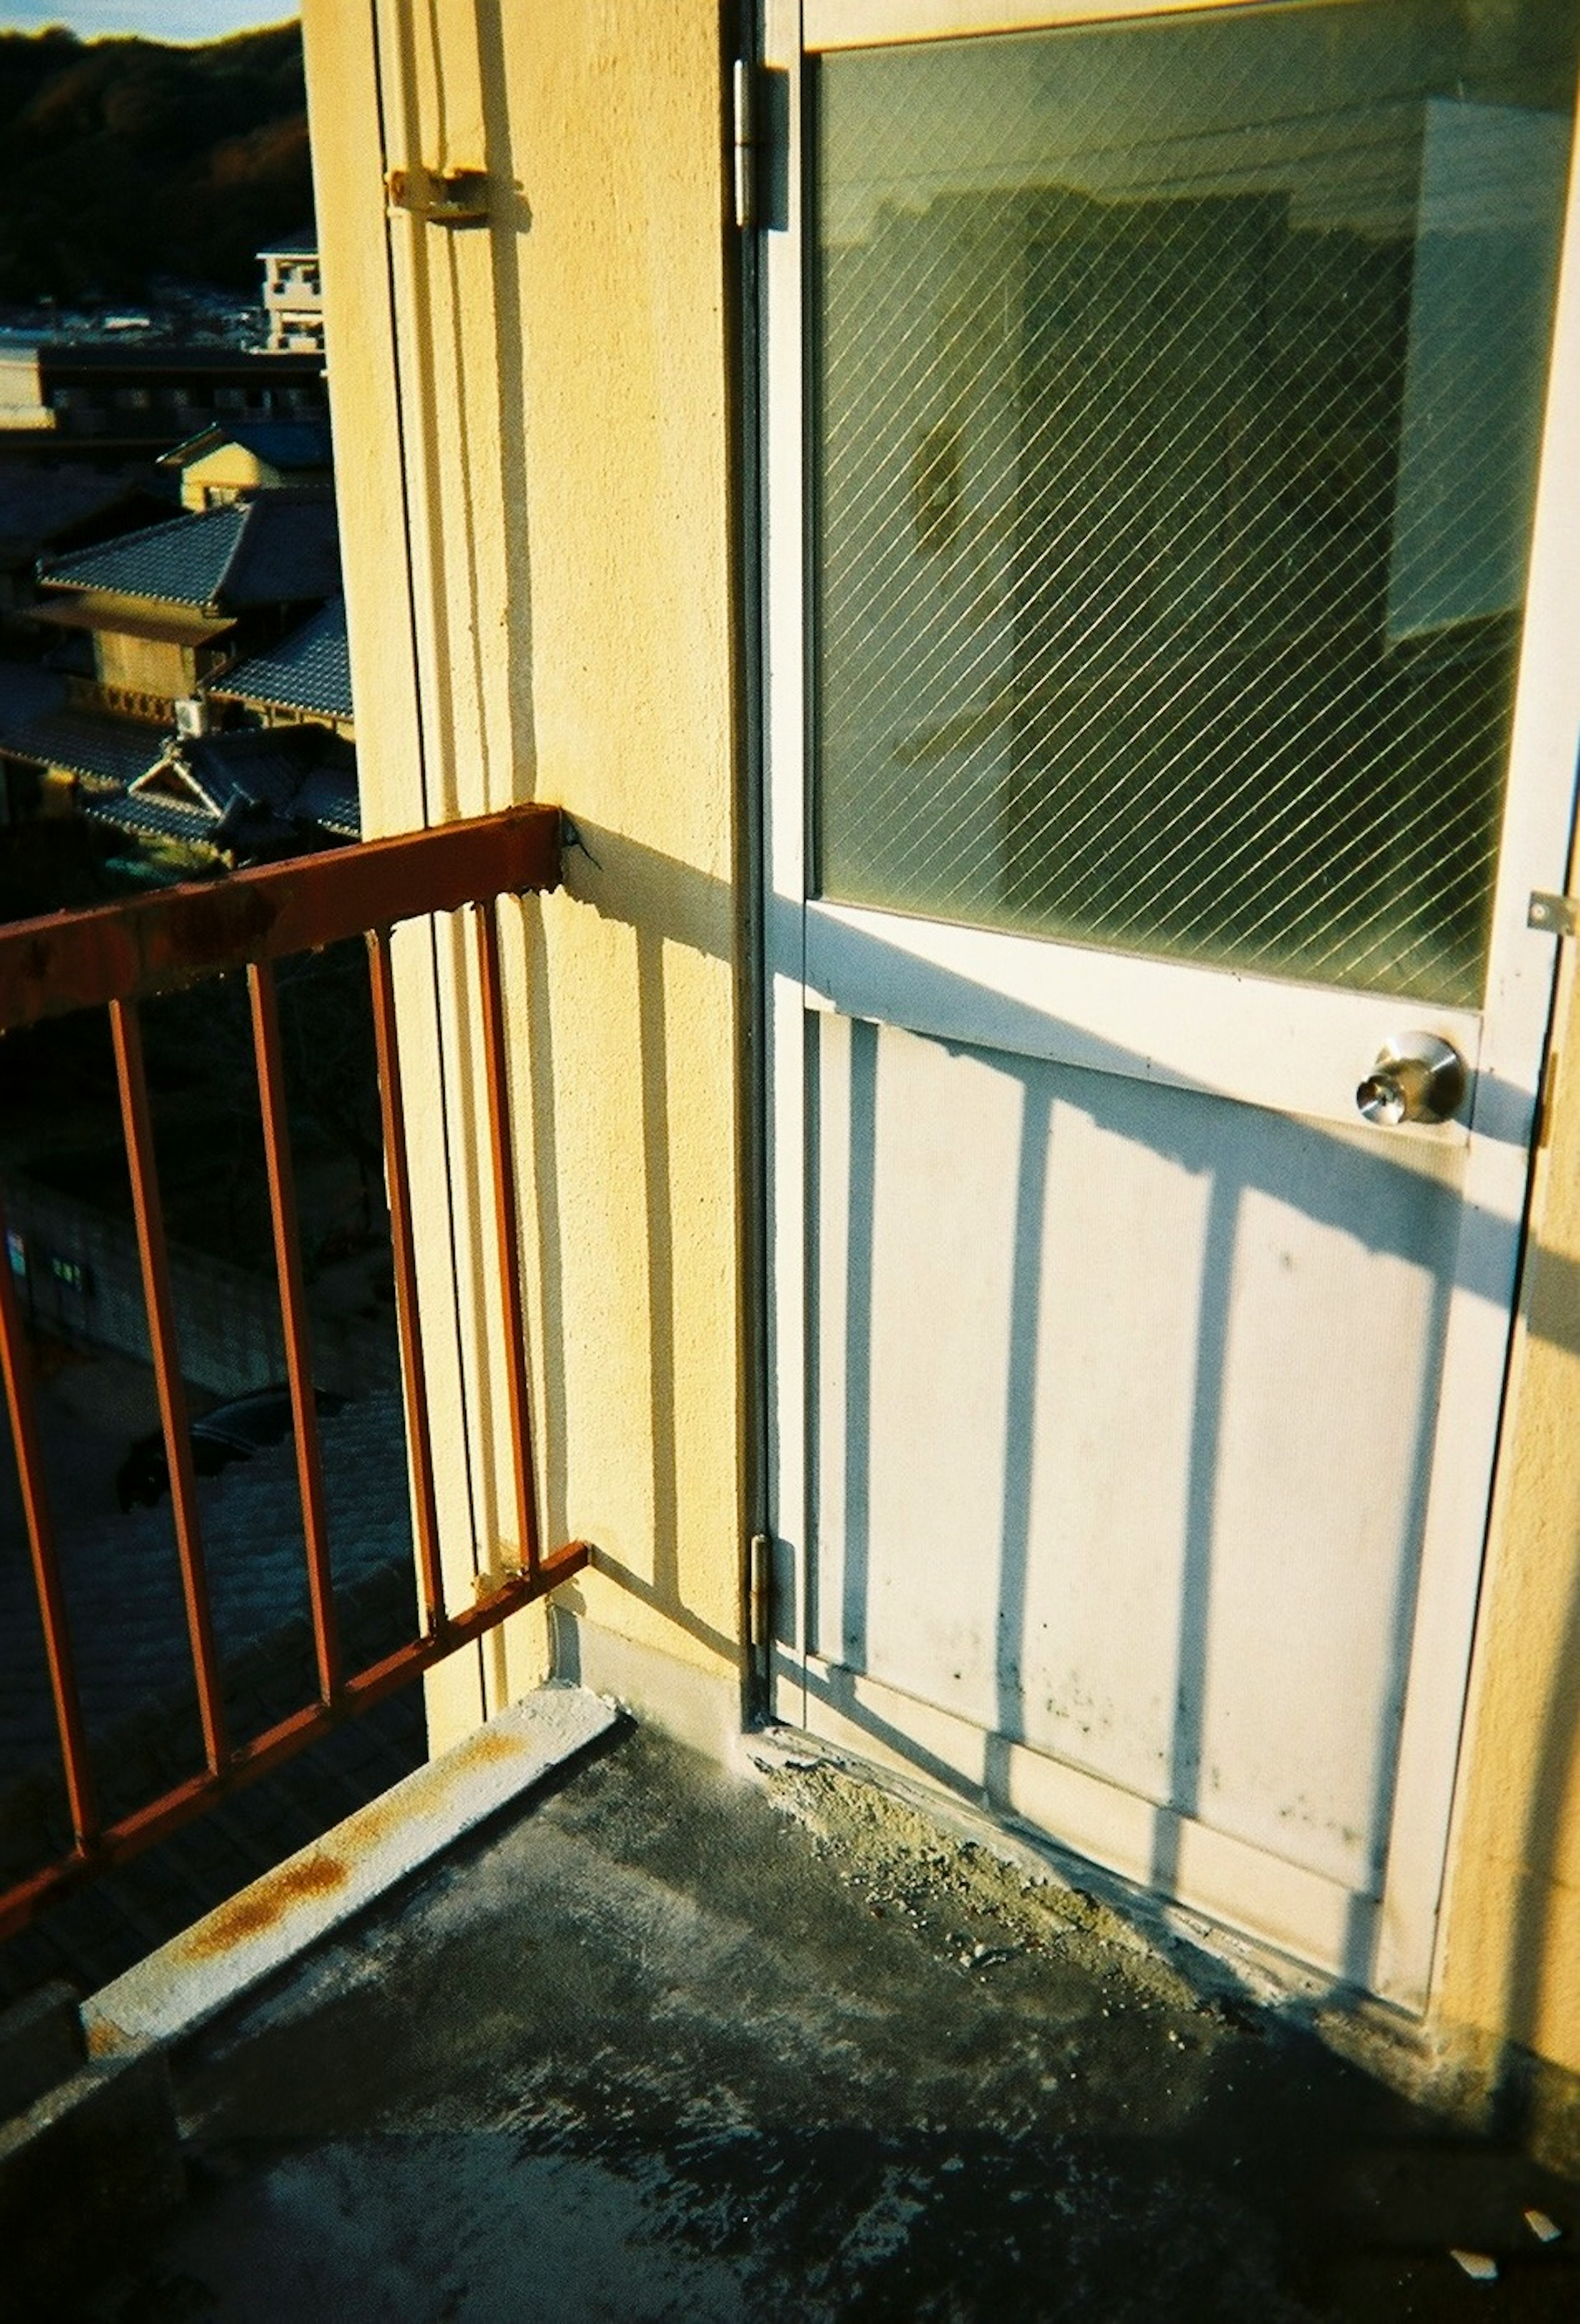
[74,1721,1580,2323]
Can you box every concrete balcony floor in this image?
[76,1719,1580,2324]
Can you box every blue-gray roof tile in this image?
[86,791,212,844]
[170,727,322,816]
[290,763,360,839]
[214,595,351,719]
[0,661,66,734]
[2,707,165,789]
[0,468,165,555]
[40,489,339,612]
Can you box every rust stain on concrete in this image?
[345,1794,406,1847]
[181,1853,349,1956]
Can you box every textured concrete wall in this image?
[302,0,744,1751]
[2,1180,392,1400]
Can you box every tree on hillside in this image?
[0,23,311,302]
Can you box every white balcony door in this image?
[762,0,1580,2004]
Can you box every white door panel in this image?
[765,0,1580,2002]
[815,1012,1460,1897]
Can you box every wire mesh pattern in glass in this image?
[812,2,1578,1006]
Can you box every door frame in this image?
[759,0,1580,2008]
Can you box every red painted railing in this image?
[0,806,589,1936]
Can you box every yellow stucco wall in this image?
[302,0,744,1752]
[1436,931,1580,2092]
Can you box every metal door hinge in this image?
[386,165,490,225]
[731,62,788,232]
[732,61,760,229]
[748,1531,773,1653]
[1529,890,1580,937]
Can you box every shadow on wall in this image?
[361,0,546,1712]
[528,821,1580,2104]
[527,828,740,1675]
[356,0,1573,2112]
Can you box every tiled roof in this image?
[0,468,159,556]
[2,707,165,789]
[214,595,351,719]
[0,661,65,734]
[258,226,318,258]
[290,762,361,840]
[86,789,213,844]
[40,489,339,612]
[172,726,323,817]
[109,728,356,848]
[158,421,334,474]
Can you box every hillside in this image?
[0,20,310,304]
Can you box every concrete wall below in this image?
[4,1179,395,1401]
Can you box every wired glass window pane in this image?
[812,2,1578,1005]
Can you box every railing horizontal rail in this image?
[0,803,589,1942]
[0,1544,590,1935]
[0,803,564,1031]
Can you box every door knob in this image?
[1356,1033,1466,1127]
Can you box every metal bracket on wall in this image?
[1529,891,1580,937]
[386,167,490,225]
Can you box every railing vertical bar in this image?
[247,959,341,1705]
[0,1177,99,1845]
[474,898,542,1583]
[366,926,446,1635]
[109,997,229,1775]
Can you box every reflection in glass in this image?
[813,2,1578,1004]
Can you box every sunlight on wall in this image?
[303,0,743,1755]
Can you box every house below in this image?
[0,492,350,863]
[207,591,353,740]
[158,420,335,512]
[30,485,340,721]
[88,723,358,868]
[0,703,167,817]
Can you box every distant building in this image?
[258,234,324,356]
[116,589,360,861]
[0,337,326,450]
[158,419,334,512]
[30,486,340,720]
[92,721,358,865]
[0,489,342,837]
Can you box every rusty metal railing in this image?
[0,805,589,1936]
